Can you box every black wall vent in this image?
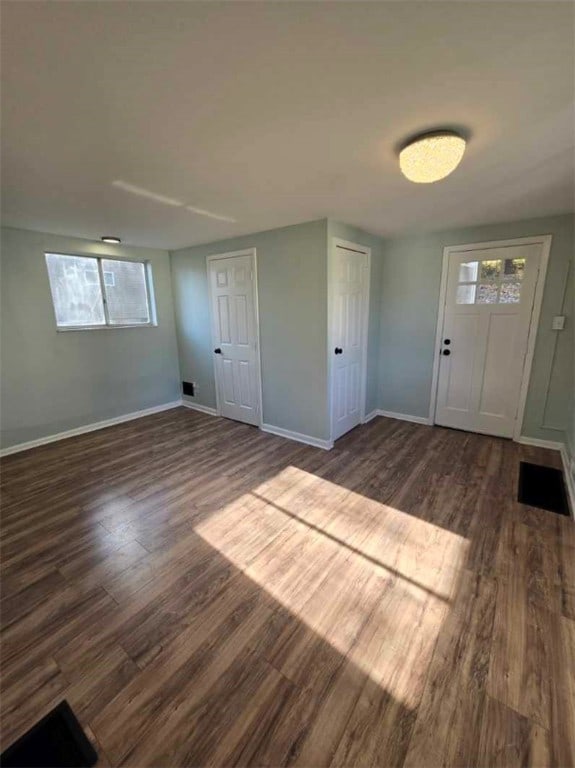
[182,381,195,397]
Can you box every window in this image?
[456,257,525,305]
[45,253,154,329]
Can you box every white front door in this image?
[330,241,369,441]
[208,250,261,426]
[435,244,542,438]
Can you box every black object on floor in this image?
[0,701,97,768]
[518,461,570,517]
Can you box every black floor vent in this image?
[518,461,569,517]
[0,701,97,768]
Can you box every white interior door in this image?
[208,250,261,426]
[330,241,369,441]
[435,244,541,438]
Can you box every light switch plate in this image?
[552,315,565,330]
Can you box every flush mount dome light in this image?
[101,236,121,244]
[399,130,466,183]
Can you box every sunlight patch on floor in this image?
[194,465,469,707]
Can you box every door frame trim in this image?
[429,234,552,441]
[328,237,371,443]
[206,247,263,427]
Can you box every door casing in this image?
[328,238,371,443]
[207,248,263,426]
[429,235,552,441]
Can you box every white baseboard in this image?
[180,399,218,417]
[362,410,380,424]
[261,423,333,450]
[377,409,432,426]
[180,404,331,450]
[0,400,182,458]
[516,435,564,451]
[560,443,575,520]
[0,400,330,457]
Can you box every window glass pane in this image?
[101,259,150,325]
[499,281,522,304]
[456,284,476,304]
[45,253,105,327]
[503,257,525,279]
[476,282,498,304]
[480,260,501,280]
[459,261,478,282]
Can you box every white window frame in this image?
[45,252,157,331]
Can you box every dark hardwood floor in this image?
[1,407,573,767]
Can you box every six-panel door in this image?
[330,244,368,441]
[209,253,261,426]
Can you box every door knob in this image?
[442,349,451,356]
[214,348,222,354]
[334,347,343,355]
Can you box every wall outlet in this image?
[552,315,565,330]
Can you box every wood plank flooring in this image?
[1,407,573,767]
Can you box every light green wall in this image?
[3,214,570,452]
[0,227,181,450]
[170,219,330,440]
[569,401,575,486]
[170,218,384,441]
[567,262,575,483]
[379,214,574,443]
[327,220,384,417]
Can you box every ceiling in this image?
[1,1,574,250]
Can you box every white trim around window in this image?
[45,251,158,331]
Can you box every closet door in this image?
[329,240,370,442]
[208,250,261,426]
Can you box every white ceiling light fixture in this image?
[399,130,466,183]
[101,236,121,244]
